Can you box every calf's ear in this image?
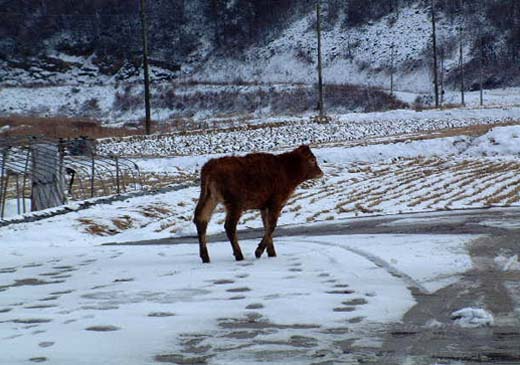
[297,145,312,154]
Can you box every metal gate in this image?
[0,136,142,219]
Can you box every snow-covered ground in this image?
[3,124,520,246]
[0,232,472,364]
[2,121,520,363]
[96,105,520,157]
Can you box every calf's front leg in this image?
[255,208,270,258]
[255,206,281,258]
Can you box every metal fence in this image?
[0,136,142,219]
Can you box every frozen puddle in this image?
[0,234,473,364]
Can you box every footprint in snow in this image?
[245,303,264,310]
[25,304,58,309]
[343,298,368,306]
[213,279,235,285]
[49,289,74,295]
[0,267,17,274]
[228,296,246,300]
[348,316,365,324]
[148,312,175,317]
[85,325,121,332]
[29,357,47,363]
[226,287,251,293]
[334,284,350,288]
[333,306,356,312]
[325,289,355,295]
[79,259,97,266]
[39,296,59,302]
[323,279,337,284]
[23,263,43,268]
[11,318,52,324]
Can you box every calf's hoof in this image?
[235,253,244,261]
[267,249,277,258]
[200,255,210,264]
[255,249,263,259]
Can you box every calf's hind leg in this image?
[255,208,270,258]
[255,206,281,258]
[224,205,244,261]
[265,207,281,257]
[194,194,217,263]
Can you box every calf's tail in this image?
[194,166,212,222]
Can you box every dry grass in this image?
[138,205,172,219]
[306,155,520,219]
[112,216,134,230]
[0,115,142,139]
[354,203,375,214]
[77,218,118,236]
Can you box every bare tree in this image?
[458,0,465,106]
[390,44,395,96]
[316,1,324,117]
[477,6,485,106]
[140,0,152,135]
[430,0,439,108]
[389,0,399,96]
[440,47,445,105]
[479,36,484,106]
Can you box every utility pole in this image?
[140,0,152,135]
[431,0,439,108]
[440,47,444,106]
[390,0,399,97]
[316,1,324,118]
[390,44,395,96]
[479,37,484,106]
[458,0,465,106]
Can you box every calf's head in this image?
[295,145,324,180]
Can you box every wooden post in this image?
[440,47,444,106]
[479,37,484,106]
[115,156,120,194]
[0,149,7,219]
[140,0,152,135]
[22,149,30,214]
[459,0,465,106]
[90,152,95,198]
[431,0,439,108]
[316,1,325,118]
[15,174,20,215]
[390,44,395,96]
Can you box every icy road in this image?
[2,208,520,364]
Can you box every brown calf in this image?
[193,145,324,263]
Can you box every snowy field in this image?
[2,115,520,363]
[3,124,520,244]
[1,231,473,364]
[96,104,520,157]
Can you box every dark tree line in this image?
[0,0,518,83]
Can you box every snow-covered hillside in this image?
[197,2,461,92]
[1,1,518,124]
